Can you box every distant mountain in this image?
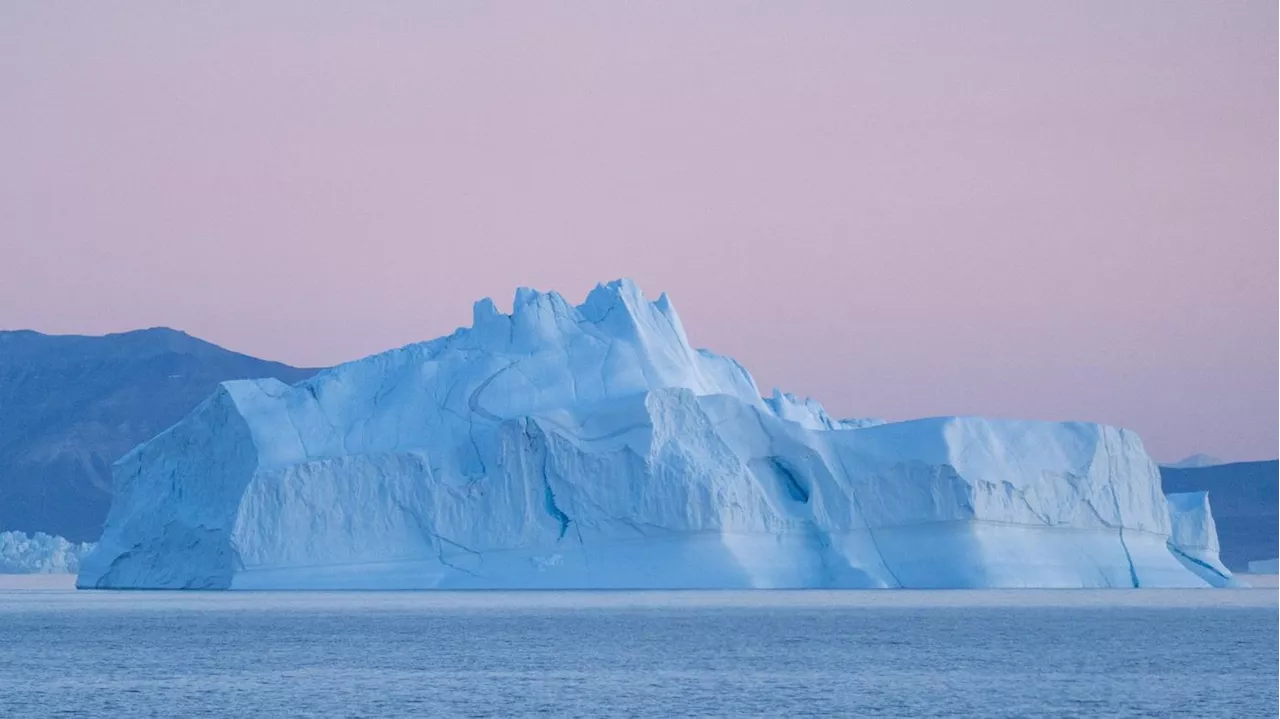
[1161,460,1279,571]
[1161,453,1225,469]
[0,328,316,541]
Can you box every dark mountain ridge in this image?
[0,328,316,541]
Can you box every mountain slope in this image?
[1160,460,1278,570]
[0,328,316,541]
[1161,454,1224,469]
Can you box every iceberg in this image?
[1164,492,1243,587]
[1160,460,1278,571]
[1246,558,1278,574]
[1,531,95,574]
[79,280,1231,590]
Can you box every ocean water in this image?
[0,589,1275,718]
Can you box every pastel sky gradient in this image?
[1,2,1275,462]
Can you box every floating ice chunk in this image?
[1,531,95,574]
[1246,558,1278,574]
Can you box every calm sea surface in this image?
[0,589,1275,718]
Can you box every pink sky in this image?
[1,2,1276,462]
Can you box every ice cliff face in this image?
[79,280,1229,590]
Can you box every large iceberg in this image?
[80,280,1230,590]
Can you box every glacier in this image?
[1,531,95,574]
[79,279,1233,590]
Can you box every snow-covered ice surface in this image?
[81,279,1234,590]
[0,531,94,574]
